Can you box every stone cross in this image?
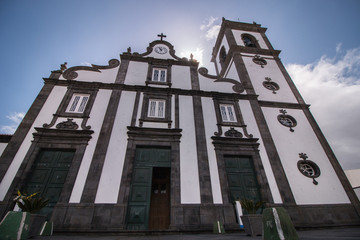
[157,33,166,41]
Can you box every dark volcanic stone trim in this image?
[80,90,120,202]
[273,54,358,211]
[80,59,130,203]
[63,59,120,80]
[146,61,172,87]
[0,135,12,143]
[43,77,259,100]
[0,128,93,219]
[139,93,172,127]
[190,65,213,204]
[211,136,273,204]
[274,56,306,105]
[43,86,99,130]
[130,91,141,127]
[286,203,360,227]
[0,82,55,184]
[232,52,296,205]
[249,99,296,205]
[302,108,360,216]
[175,94,180,129]
[259,100,309,109]
[117,127,182,229]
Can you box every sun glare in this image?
[179,48,204,66]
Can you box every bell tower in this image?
[209,18,360,225]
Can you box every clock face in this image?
[155,46,168,54]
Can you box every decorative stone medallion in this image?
[277,109,297,132]
[252,55,267,68]
[297,153,321,185]
[224,127,243,138]
[263,77,280,94]
[56,119,79,130]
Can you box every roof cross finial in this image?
[157,33,167,41]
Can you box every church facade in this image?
[0,18,359,232]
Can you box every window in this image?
[148,99,166,118]
[220,104,237,122]
[241,34,258,48]
[152,68,167,82]
[66,94,89,113]
[220,46,227,64]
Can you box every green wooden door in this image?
[126,147,171,230]
[224,156,261,204]
[23,149,74,218]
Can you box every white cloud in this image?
[200,16,218,30]
[200,16,221,41]
[336,43,342,53]
[205,25,221,41]
[286,47,360,170]
[1,112,25,134]
[80,62,92,66]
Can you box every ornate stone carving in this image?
[198,67,244,93]
[277,109,297,132]
[224,128,243,138]
[252,55,267,68]
[297,153,321,185]
[62,59,120,80]
[56,119,79,130]
[263,77,280,94]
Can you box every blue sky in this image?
[1,0,360,170]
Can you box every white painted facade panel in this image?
[179,95,201,204]
[243,55,298,103]
[232,30,268,49]
[171,65,191,90]
[69,89,112,203]
[146,44,176,60]
[124,61,148,85]
[215,36,230,67]
[224,60,240,81]
[0,143,7,157]
[59,67,119,83]
[239,100,283,203]
[95,91,136,203]
[202,97,223,204]
[262,107,350,204]
[198,74,234,93]
[0,86,67,200]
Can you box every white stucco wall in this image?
[179,95,201,203]
[198,74,235,93]
[345,169,360,188]
[0,86,67,200]
[95,91,136,203]
[239,100,283,203]
[345,169,360,200]
[125,61,148,85]
[0,143,8,157]
[59,66,119,83]
[202,97,223,204]
[171,65,192,90]
[69,89,112,203]
[262,107,350,204]
[243,55,298,103]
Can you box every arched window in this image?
[220,46,227,63]
[242,34,258,48]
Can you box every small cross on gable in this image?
[157,33,167,41]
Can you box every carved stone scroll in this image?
[63,59,120,80]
